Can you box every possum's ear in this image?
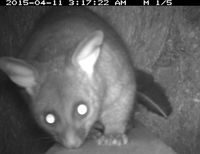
[72,30,104,78]
[0,57,38,95]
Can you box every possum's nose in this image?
[63,132,83,148]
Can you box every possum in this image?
[0,7,172,149]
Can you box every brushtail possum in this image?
[0,7,172,149]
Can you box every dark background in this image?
[0,6,200,154]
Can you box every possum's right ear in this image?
[0,57,38,95]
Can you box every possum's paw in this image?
[97,134,128,146]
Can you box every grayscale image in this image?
[0,6,199,154]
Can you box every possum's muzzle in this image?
[63,134,82,148]
[61,128,87,149]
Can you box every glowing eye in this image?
[77,104,88,116]
[45,113,56,124]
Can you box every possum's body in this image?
[0,7,136,148]
[0,7,172,149]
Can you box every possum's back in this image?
[20,7,127,64]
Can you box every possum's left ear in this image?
[0,57,38,95]
[72,30,104,78]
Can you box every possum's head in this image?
[0,31,105,148]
